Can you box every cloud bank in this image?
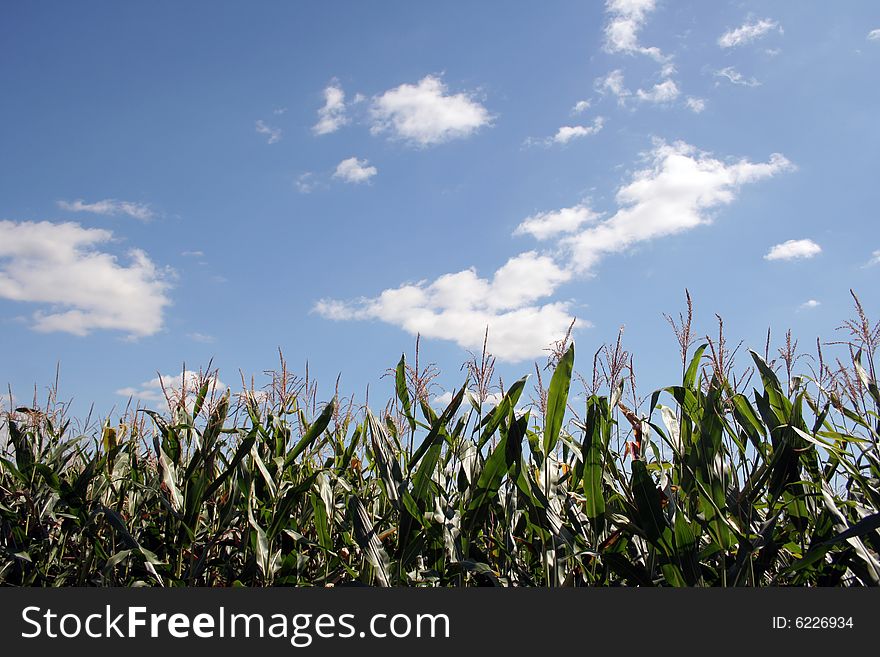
[315,140,793,361]
[0,220,172,337]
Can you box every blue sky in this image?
[1,1,879,419]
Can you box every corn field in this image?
[2,294,880,587]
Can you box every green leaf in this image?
[581,395,610,527]
[101,421,117,452]
[310,492,332,550]
[203,429,258,499]
[684,344,708,389]
[7,419,34,475]
[144,410,181,465]
[410,384,464,468]
[157,447,183,512]
[478,375,527,449]
[192,378,211,418]
[33,463,60,490]
[631,460,672,554]
[247,489,274,581]
[267,473,319,540]
[544,343,574,455]
[396,354,416,433]
[348,494,392,587]
[284,398,335,468]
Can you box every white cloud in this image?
[597,70,679,111]
[572,100,591,113]
[514,204,600,241]
[636,78,680,104]
[316,140,792,361]
[685,97,707,113]
[333,157,377,184]
[314,251,576,362]
[181,250,204,257]
[865,249,880,267]
[0,220,171,337]
[869,29,880,41]
[295,172,318,194]
[255,120,282,144]
[534,117,605,146]
[555,126,594,144]
[273,106,287,115]
[562,140,795,273]
[313,81,349,135]
[764,239,822,261]
[370,75,492,146]
[116,370,226,404]
[593,69,632,106]
[595,70,631,105]
[799,299,821,310]
[718,18,781,48]
[603,0,666,61]
[57,198,154,221]
[715,67,761,87]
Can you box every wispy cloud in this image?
[255,120,282,144]
[718,18,781,48]
[530,117,605,147]
[553,120,605,144]
[333,157,377,184]
[868,29,880,41]
[595,69,631,105]
[685,97,707,113]
[799,299,821,310]
[636,79,680,104]
[561,141,794,274]
[513,204,600,241]
[715,67,761,87]
[0,220,171,337]
[863,249,880,267]
[181,250,204,257]
[316,140,793,361]
[370,75,492,146]
[57,198,154,221]
[603,0,666,61]
[572,100,591,114]
[764,239,822,261]
[313,80,349,135]
[295,172,319,194]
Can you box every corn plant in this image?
[2,300,879,586]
